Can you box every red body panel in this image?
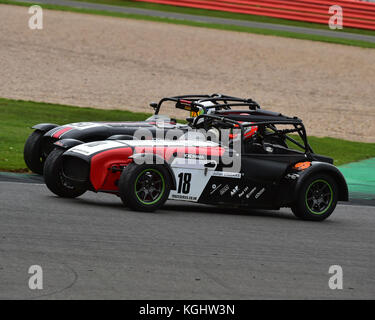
[89,144,225,192]
[90,147,133,191]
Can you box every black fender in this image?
[44,125,112,141]
[54,138,85,150]
[293,162,349,201]
[32,123,59,132]
[130,153,177,190]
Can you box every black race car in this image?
[43,109,348,221]
[24,94,260,174]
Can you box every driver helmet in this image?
[190,101,216,117]
[229,113,258,140]
[243,123,258,140]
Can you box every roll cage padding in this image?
[293,162,349,202]
[129,153,177,190]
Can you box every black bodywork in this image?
[191,111,349,208]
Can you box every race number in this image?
[177,172,192,194]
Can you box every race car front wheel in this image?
[292,174,338,221]
[44,148,87,198]
[119,163,171,212]
[24,130,46,175]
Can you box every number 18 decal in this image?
[177,172,192,194]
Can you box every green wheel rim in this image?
[305,179,333,215]
[134,168,165,205]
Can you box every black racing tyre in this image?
[44,148,86,198]
[119,163,171,212]
[24,130,46,175]
[292,173,338,221]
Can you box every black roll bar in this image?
[192,114,314,155]
[153,94,260,114]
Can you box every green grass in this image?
[0,97,374,171]
[1,0,375,48]
[288,136,375,167]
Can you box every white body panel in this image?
[168,158,217,202]
[68,141,125,156]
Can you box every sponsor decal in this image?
[184,153,205,160]
[286,173,300,180]
[212,172,241,179]
[238,186,249,198]
[219,184,230,196]
[246,187,257,199]
[210,184,222,195]
[255,188,266,199]
[230,185,239,197]
[171,194,197,201]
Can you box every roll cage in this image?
[151,93,261,115]
[190,111,315,157]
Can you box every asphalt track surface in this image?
[14,0,375,43]
[0,177,374,299]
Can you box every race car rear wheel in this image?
[24,130,46,175]
[292,174,338,221]
[119,163,171,212]
[44,148,87,198]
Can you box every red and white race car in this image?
[43,111,348,221]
